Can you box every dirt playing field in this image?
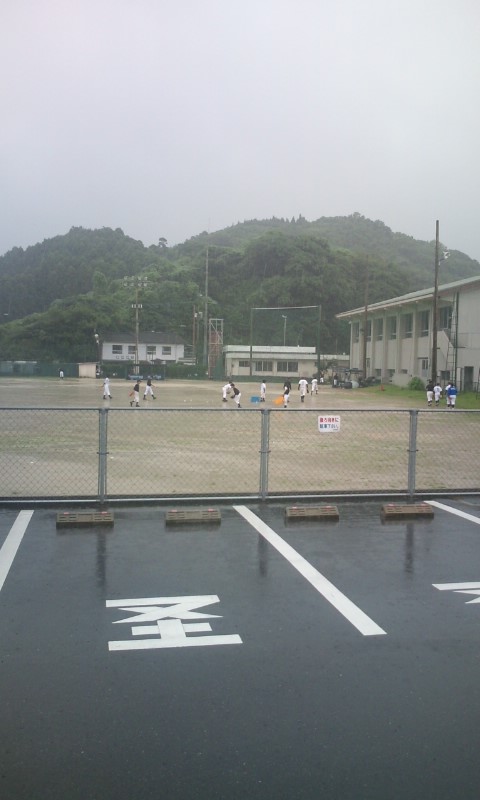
[0,376,435,409]
[0,378,478,499]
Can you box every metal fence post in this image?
[259,408,271,500]
[98,407,108,505]
[407,409,418,500]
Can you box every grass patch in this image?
[359,384,480,409]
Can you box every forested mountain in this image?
[0,216,478,363]
[0,226,161,319]
[181,213,479,286]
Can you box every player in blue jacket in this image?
[446,382,458,409]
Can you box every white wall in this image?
[225,357,318,378]
[457,288,480,362]
[78,363,97,378]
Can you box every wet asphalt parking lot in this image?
[1,498,480,800]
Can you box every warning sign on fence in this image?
[318,415,341,432]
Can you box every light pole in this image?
[282,315,287,346]
[123,276,148,373]
[193,305,203,366]
[203,247,209,369]
[94,332,101,375]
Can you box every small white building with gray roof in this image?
[222,345,349,380]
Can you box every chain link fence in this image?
[0,407,478,502]
[0,409,99,499]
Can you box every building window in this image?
[277,361,298,372]
[128,345,136,355]
[439,305,452,330]
[388,317,397,340]
[237,360,249,367]
[362,319,372,342]
[419,358,429,377]
[388,369,395,378]
[418,310,429,337]
[374,319,383,341]
[375,368,382,377]
[352,322,359,343]
[401,313,413,338]
[255,361,273,372]
[162,346,172,355]
[147,346,156,359]
[112,345,123,354]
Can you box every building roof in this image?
[336,274,480,319]
[223,345,316,354]
[102,332,186,344]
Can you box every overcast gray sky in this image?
[2,0,480,260]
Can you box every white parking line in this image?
[0,510,34,593]
[234,505,386,637]
[433,582,480,592]
[428,500,480,524]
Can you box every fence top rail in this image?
[0,406,479,414]
[0,406,263,412]
[0,407,102,412]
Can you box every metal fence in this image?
[0,407,479,503]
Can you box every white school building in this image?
[336,275,480,390]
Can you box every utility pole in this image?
[249,308,253,377]
[431,220,440,382]
[362,260,369,379]
[192,305,197,363]
[316,305,322,377]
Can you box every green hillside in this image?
[0,216,478,363]
[178,213,479,285]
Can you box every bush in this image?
[408,377,425,391]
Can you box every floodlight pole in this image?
[123,276,148,373]
[94,332,101,373]
[134,292,141,371]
